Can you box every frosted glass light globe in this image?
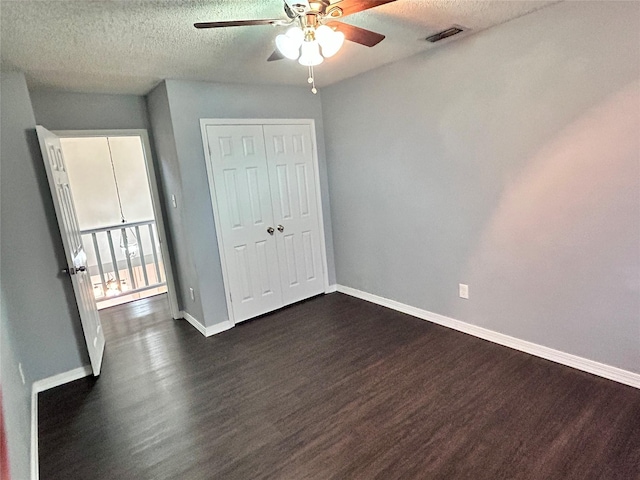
[276,27,304,60]
[315,25,344,58]
[298,40,323,66]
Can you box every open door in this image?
[37,126,105,375]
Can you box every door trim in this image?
[53,129,181,320]
[200,118,330,325]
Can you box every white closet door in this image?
[263,124,325,305]
[205,125,283,322]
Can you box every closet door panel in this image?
[206,125,283,322]
[263,124,325,305]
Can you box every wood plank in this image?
[38,293,640,479]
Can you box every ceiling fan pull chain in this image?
[107,137,127,224]
[309,65,317,94]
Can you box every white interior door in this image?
[263,124,325,305]
[205,125,284,322]
[37,126,105,375]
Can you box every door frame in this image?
[53,129,181,320]
[200,118,330,325]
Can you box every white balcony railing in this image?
[81,220,166,302]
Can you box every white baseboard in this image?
[32,365,92,394]
[180,310,206,335]
[180,310,234,337]
[205,319,234,336]
[31,365,93,480]
[336,285,640,389]
[325,284,338,293]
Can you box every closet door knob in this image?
[267,227,275,235]
[277,225,284,233]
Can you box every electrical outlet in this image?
[18,362,25,385]
[459,283,469,299]
[189,287,195,301]
[171,194,177,208]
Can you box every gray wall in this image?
[147,79,336,327]
[322,1,639,373]
[30,90,150,131]
[146,82,197,320]
[0,71,90,478]
[1,294,30,480]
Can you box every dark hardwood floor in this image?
[39,293,640,479]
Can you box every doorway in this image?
[56,130,179,317]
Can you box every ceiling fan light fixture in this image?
[316,26,344,58]
[194,0,397,94]
[276,27,304,59]
[287,26,305,43]
[298,40,323,66]
[314,25,332,43]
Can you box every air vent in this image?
[426,27,464,43]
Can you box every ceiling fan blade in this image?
[327,21,385,47]
[332,0,397,18]
[267,50,285,62]
[194,19,283,29]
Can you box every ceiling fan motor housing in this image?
[285,0,311,15]
[285,0,336,16]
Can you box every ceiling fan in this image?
[195,0,397,93]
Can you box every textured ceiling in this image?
[0,0,560,95]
